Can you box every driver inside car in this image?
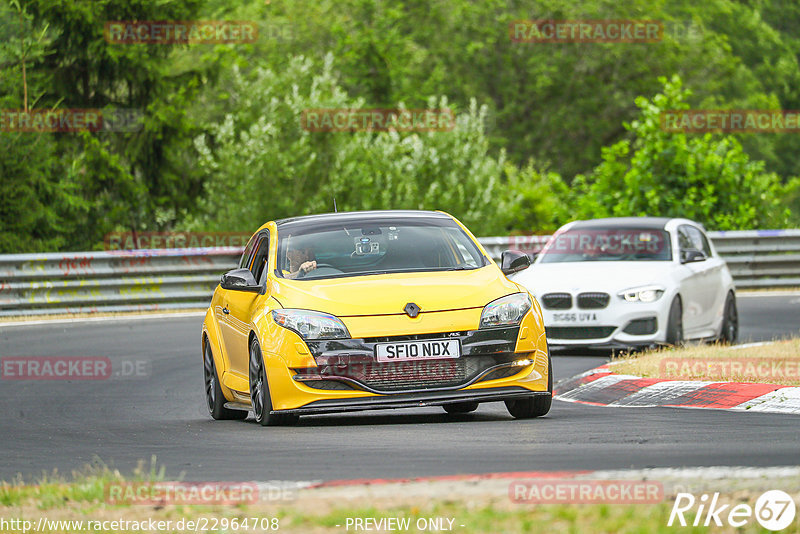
[285,246,317,279]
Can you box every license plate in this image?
[375,339,461,362]
[551,312,599,323]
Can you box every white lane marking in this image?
[0,311,205,329]
[737,291,800,298]
[555,374,643,401]
[553,365,612,388]
[610,380,713,407]
[732,387,800,414]
[579,466,800,481]
[273,467,800,491]
[728,341,775,350]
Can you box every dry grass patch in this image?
[612,339,800,386]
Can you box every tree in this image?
[187,54,517,236]
[571,75,791,230]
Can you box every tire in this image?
[203,339,247,421]
[442,402,479,414]
[719,292,738,344]
[249,337,299,426]
[505,355,553,419]
[665,297,684,347]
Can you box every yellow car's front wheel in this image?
[249,338,298,426]
[504,355,552,419]
[442,402,479,414]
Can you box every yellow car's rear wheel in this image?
[249,337,299,426]
[204,339,246,421]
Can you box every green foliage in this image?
[0,132,81,252]
[571,75,792,230]
[187,54,515,236]
[502,163,570,234]
[3,0,800,253]
[244,0,800,179]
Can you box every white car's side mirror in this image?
[680,249,707,264]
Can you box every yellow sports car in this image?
[201,210,551,425]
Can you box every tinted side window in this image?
[250,233,270,283]
[239,234,258,269]
[682,225,712,256]
[695,228,713,256]
[677,226,695,251]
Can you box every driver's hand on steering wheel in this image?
[299,260,317,274]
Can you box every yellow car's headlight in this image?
[479,293,532,329]
[271,309,350,340]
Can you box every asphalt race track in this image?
[1,293,798,483]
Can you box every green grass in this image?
[0,456,165,509]
[3,485,798,533]
[2,463,798,533]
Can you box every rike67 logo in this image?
[669,490,797,531]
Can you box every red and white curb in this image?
[554,365,800,415]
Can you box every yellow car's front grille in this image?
[341,355,497,392]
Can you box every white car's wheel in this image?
[719,292,738,344]
[665,297,684,346]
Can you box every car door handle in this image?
[222,306,230,315]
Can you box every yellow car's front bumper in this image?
[259,310,550,414]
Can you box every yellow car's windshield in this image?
[276,216,488,280]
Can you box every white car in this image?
[510,217,737,350]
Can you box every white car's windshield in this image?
[277,216,488,280]
[539,228,672,263]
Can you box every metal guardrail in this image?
[0,248,240,317]
[482,230,800,289]
[707,229,800,288]
[1,230,799,316]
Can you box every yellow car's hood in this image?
[269,266,519,317]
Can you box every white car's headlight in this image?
[271,309,350,340]
[479,293,532,328]
[619,286,665,303]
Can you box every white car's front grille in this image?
[577,292,610,309]
[542,292,572,309]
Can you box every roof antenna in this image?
[333,197,338,212]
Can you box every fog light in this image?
[513,358,532,366]
[622,317,658,335]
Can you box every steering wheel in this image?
[296,263,337,279]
